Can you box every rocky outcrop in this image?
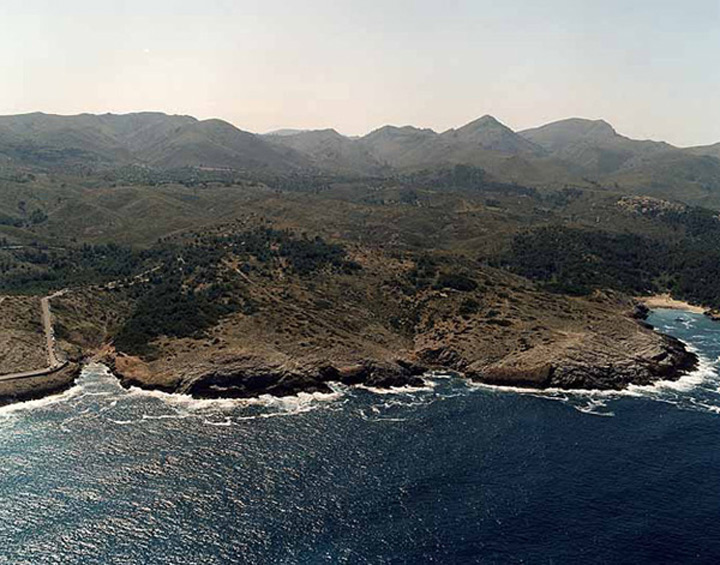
[108,318,699,398]
[468,363,555,389]
[104,286,701,399]
[545,334,697,390]
[414,294,699,391]
[0,363,81,407]
[704,309,720,322]
[109,353,427,399]
[457,330,697,391]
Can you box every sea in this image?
[1,308,720,564]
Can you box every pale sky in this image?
[1,0,719,146]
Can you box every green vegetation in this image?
[113,227,358,355]
[6,132,720,361]
[501,227,661,296]
[406,255,478,293]
[114,276,243,357]
[500,207,720,308]
[0,244,148,294]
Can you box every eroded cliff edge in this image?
[102,284,698,398]
[0,363,81,407]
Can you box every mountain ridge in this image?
[3,111,720,208]
[0,112,310,172]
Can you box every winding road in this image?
[0,291,67,382]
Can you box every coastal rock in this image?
[109,352,428,399]
[704,309,720,322]
[103,274,701,399]
[184,369,333,399]
[0,363,81,406]
[320,362,425,388]
[469,332,697,391]
[632,303,650,320]
[468,363,554,388]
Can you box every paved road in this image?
[0,364,67,382]
[0,291,67,382]
[41,290,66,369]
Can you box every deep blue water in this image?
[2,309,720,564]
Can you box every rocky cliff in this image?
[104,286,698,398]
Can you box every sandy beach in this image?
[639,294,706,314]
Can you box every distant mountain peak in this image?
[371,124,436,134]
[447,115,509,136]
[441,114,544,155]
[521,117,619,141]
[306,128,343,138]
[569,118,617,136]
[265,128,345,140]
[469,114,504,127]
[265,128,310,137]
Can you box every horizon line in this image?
[0,109,705,149]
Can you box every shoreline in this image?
[0,295,704,408]
[0,363,81,407]
[638,294,706,314]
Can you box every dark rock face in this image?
[467,333,698,391]
[320,362,425,388]
[632,303,651,320]
[469,364,555,389]
[0,363,81,407]
[184,369,333,399]
[547,334,698,391]
[114,359,428,400]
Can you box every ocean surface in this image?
[2,309,720,564]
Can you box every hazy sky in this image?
[1,0,719,146]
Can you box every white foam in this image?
[203,418,233,427]
[426,371,455,380]
[0,384,85,418]
[688,400,720,415]
[466,379,633,399]
[140,413,189,421]
[627,356,717,395]
[125,384,344,412]
[67,391,115,404]
[356,380,436,396]
[573,399,615,417]
[106,418,137,425]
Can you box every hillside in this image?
[264,129,388,175]
[356,116,580,186]
[0,112,309,172]
[1,165,712,398]
[519,118,674,177]
[5,111,720,208]
[441,115,545,156]
[3,110,720,401]
[359,115,544,166]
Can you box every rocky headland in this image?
[102,284,699,398]
[0,363,81,407]
[0,253,701,407]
